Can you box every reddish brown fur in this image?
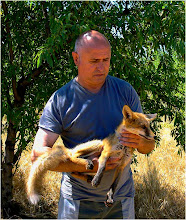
[27,105,156,205]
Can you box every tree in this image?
[2,1,184,217]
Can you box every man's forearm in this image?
[31,147,98,173]
[47,153,121,173]
[49,159,99,173]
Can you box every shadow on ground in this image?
[134,162,185,219]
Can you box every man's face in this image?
[72,44,111,91]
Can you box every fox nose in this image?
[148,134,156,140]
[150,131,156,139]
[147,132,156,140]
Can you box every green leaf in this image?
[37,54,43,68]
[46,53,53,67]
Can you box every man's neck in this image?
[75,77,105,94]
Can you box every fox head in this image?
[121,105,157,140]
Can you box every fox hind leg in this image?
[105,188,114,207]
[105,169,122,207]
[91,155,109,187]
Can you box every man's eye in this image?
[90,60,98,63]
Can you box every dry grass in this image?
[12,138,63,219]
[131,121,185,219]
[2,121,185,219]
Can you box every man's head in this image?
[74,30,111,53]
[72,30,111,93]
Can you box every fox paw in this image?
[91,175,101,187]
[104,199,114,207]
[87,175,93,183]
[86,160,94,170]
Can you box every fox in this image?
[27,105,157,206]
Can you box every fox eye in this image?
[142,125,147,129]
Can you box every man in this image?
[31,30,155,219]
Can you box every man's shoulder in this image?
[57,78,76,94]
[52,78,76,99]
[107,75,132,89]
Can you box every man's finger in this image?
[119,140,138,148]
[107,156,122,163]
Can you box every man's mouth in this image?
[94,73,104,76]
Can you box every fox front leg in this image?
[70,156,94,171]
[91,155,108,187]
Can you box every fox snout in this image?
[140,134,155,140]
[139,129,155,140]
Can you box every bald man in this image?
[31,30,154,219]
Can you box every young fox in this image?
[27,105,156,206]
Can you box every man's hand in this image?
[31,146,52,163]
[87,151,122,173]
[119,129,155,154]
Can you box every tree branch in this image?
[2,1,22,102]
[2,2,14,63]
[18,64,47,89]
[3,2,50,105]
[41,1,51,37]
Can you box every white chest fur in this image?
[111,143,132,167]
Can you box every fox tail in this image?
[26,146,66,205]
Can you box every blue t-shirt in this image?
[39,75,142,201]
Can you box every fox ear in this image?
[145,113,157,121]
[122,105,133,119]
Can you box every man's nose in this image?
[97,62,104,71]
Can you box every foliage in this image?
[2,1,184,154]
[1,1,185,216]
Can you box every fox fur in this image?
[27,105,156,206]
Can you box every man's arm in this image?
[31,128,120,173]
[31,128,59,162]
[31,128,96,172]
[119,129,155,154]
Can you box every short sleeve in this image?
[127,85,143,113]
[39,92,63,134]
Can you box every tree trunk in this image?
[2,120,16,217]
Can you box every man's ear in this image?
[72,52,79,66]
[122,105,133,119]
